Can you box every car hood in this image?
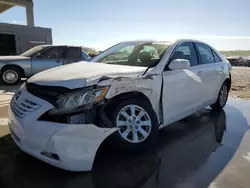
[0,56,30,61]
[28,61,147,89]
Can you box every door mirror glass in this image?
[169,59,190,70]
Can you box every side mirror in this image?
[169,59,190,70]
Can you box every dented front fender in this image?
[103,75,162,123]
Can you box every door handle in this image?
[221,65,224,70]
[56,60,61,63]
[197,71,203,75]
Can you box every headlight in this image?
[49,86,109,115]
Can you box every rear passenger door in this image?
[194,43,222,102]
[63,47,83,65]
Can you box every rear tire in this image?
[211,81,229,111]
[1,67,21,85]
[111,98,159,150]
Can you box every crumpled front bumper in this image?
[8,86,117,171]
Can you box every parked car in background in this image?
[81,46,97,54]
[81,46,98,57]
[9,39,231,171]
[0,45,91,85]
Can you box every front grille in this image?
[26,82,70,105]
[10,97,40,118]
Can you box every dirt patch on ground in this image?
[230,67,250,99]
[0,105,9,118]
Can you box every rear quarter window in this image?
[213,51,222,62]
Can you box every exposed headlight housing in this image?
[48,86,109,115]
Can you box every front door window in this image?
[169,42,198,67]
[40,47,65,59]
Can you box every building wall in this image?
[0,22,52,54]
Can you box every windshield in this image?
[91,41,170,67]
[20,45,45,57]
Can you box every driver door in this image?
[162,42,203,125]
[31,46,66,74]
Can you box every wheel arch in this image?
[104,91,160,124]
[1,64,25,78]
[105,91,153,111]
[224,74,231,90]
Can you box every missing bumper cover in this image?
[38,98,115,128]
[38,104,112,127]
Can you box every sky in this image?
[0,0,250,50]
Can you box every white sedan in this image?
[8,39,231,171]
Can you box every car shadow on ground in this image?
[0,103,248,188]
[0,80,25,94]
[0,80,25,107]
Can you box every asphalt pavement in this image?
[0,88,250,188]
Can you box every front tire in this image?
[211,81,229,111]
[111,98,159,150]
[1,67,21,85]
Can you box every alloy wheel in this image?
[219,84,228,107]
[3,70,18,84]
[116,104,152,143]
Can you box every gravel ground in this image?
[230,67,250,99]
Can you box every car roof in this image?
[120,40,172,44]
[40,45,80,48]
[174,39,211,44]
[121,39,210,44]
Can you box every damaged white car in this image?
[8,39,231,171]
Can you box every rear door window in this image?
[196,43,215,64]
[65,47,82,58]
